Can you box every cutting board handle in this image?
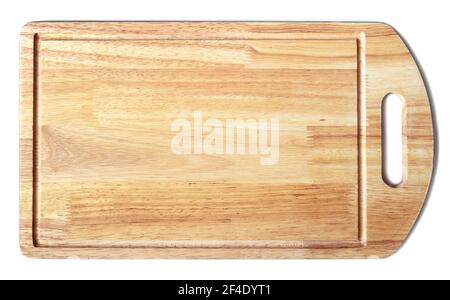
[362,24,435,255]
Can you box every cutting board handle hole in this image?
[382,93,405,187]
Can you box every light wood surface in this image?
[20,22,434,258]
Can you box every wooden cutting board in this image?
[20,22,434,259]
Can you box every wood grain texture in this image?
[19,22,434,259]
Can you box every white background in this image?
[1,0,448,280]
